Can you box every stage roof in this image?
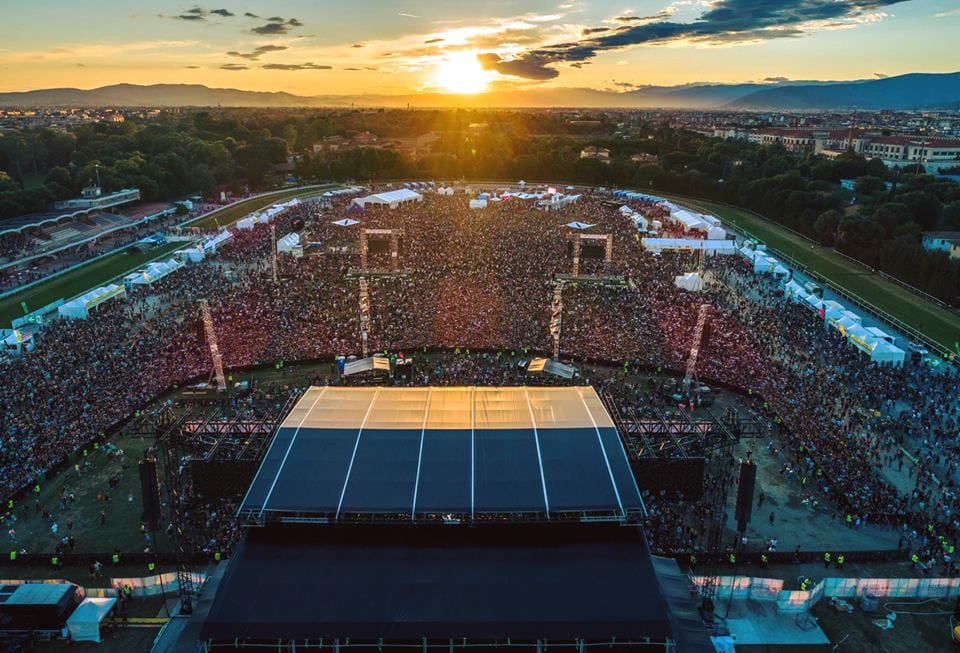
[199,524,673,643]
[240,386,643,523]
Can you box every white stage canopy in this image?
[566,221,594,230]
[332,218,360,227]
[277,232,302,257]
[352,188,422,209]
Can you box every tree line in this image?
[1,108,958,302]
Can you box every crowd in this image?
[1,188,958,566]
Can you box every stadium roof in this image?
[240,386,643,523]
[198,524,674,644]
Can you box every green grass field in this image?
[0,242,184,326]
[187,183,338,230]
[0,184,341,327]
[670,196,960,355]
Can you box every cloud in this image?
[220,63,249,70]
[210,9,234,17]
[185,65,201,69]
[935,8,960,17]
[352,43,365,48]
[424,38,444,44]
[478,52,559,80]
[343,67,362,71]
[763,76,790,82]
[267,16,285,22]
[226,44,288,60]
[262,62,332,70]
[76,62,86,67]
[244,12,258,18]
[287,18,303,26]
[582,27,609,34]
[175,14,205,21]
[483,0,910,80]
[398,12,420,18]
[251,22,293,35]
[185,7,205,15]
[874,72,888,78]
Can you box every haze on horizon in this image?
[1,0,958,101]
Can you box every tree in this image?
[854,175,887,196]
[835,216,885,265]
[813,209,842,246]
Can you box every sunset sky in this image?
[1,0,958,96]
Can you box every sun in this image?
[433,51,494,94]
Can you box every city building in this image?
[53,186,141,211]
[922,231,960,259]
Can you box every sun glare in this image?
[433,51,494,94]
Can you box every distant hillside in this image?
[0,83,320,108]
[1,73,958,110]
[729,72,960,110]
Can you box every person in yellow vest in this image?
[823,551,831,568]
[760,552,769,568]
[952,622,960,646]
[836,553,845,570]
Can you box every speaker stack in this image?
[734,456,757,534]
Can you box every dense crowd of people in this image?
[1,188,957,567]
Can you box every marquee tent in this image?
[175,247,204,264]
[674,272,704,292]
[66,598,116,643]
[332,218,359,227]
[642,238,736,255]
[202,230,232,252]
[865,326,896,343]
[783,280,809,302]
[706,226,727,240]
[277,233,302,257]
[352,188,422,209]
[1,328,35,356]
[468,199,487,209]
[123,258,183,288]
[664,203,710,231]
[566,221,594,230]
[58,284,125,320]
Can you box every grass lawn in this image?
[187,183,338,230]
[0,241,183,326]
[670,195,960,354]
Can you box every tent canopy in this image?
[566,221,594,230]
[66,597,116,643]
[332,218,359,227]
[352,188,422,209]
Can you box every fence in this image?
[694,574,960,615]
[0,571,205,598]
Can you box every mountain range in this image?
[1,71,957,111]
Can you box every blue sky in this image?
[0,0,957,95]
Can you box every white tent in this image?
[674,272,705,292]
[66,597,116,643]
[124,258,183,288]
[665,203,710,231]
[468,199,487,209]
[202,230,232,253]
[1,328,35,356]
[865,326,895,343]
[566,221,594,230]
[783,280,809,302]
[619,205,633,214]
[437,186,455,196]
[707,226,727,240]
[642,238,737,254]
[352,188,422,209]
[871,339,906,366]
[58,284,126,320]
[332,218,360,227]
[277,232,302,257]
[236,217,256,230]
[175,247,204,264]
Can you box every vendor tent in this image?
[1,328,35,356]
[783,280,809,302]
[352,189,422,209]
[332,218,359,227]
[642,238,736,255]
[277,233,302,257]
[706,226,727,240]
[58,284,125,320]
[66,597,116,643]
[124,258,182,289]
[566,221,594,230]
[674,272,704,292]
[468,199,487,209]
[871,340,906,366]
